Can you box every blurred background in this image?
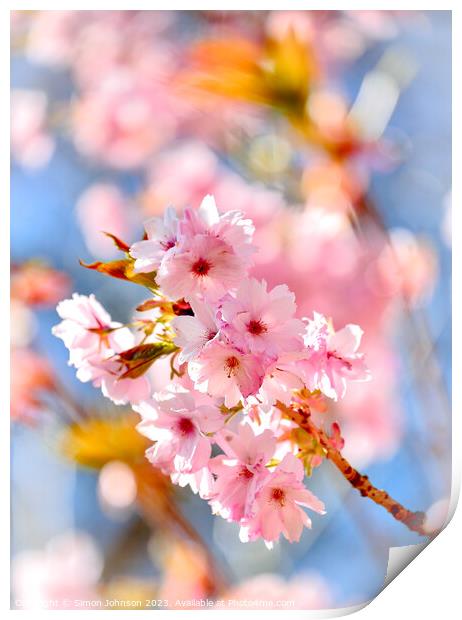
[10,10,451,610]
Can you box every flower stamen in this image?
[247,319,267,336]
[191,257,211,277]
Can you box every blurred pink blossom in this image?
[11,262,70,307]
[141,141,285,218]
[12,531,102,609]
[11,90,55,169]
[25,10,82,67]
[333,339,402,466]
[11,348,55,424]
[76,183,138,259]
[374,228,437,307]
[72,70,179,169]
[225,572,332,610]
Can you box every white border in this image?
[3,2,458,618]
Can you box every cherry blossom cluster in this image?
[53,195,370,546]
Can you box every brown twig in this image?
[279,403,434,538]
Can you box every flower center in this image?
[191,257,211,277]
[271,487,286,506]
[160,238,176,251]
[239,466,254,480]
[247,319,267,336]
[177,417,195,436]
[224,355,240,378]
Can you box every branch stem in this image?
[286,405,432,538]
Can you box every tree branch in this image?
[280,403,434,538]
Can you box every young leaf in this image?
[80,258,158,291]
[103,232,131,254]
[117,342,178,379]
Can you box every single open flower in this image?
[209,424,276,521]
[135,391,224,474]
[52,293,133,367]
[158,233,246,303]
[240,453,325,546]
[221,278,305,356]
[188,340,267,408]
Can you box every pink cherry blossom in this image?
[172,298,221,363]
[130,207,179,273]
[134,195,255,302]
[178,194,221,237]
[240,453,325,546]
[52,294,152,405]
[170,467,215,500]
[130,196,219,275]
[72,344,152,406]
[133,195,255,284]
[209,424,276,521]
[257,352,305,408]
[179,195,255,260]
[50,194,381,546]
[135,391,224,474]
[98,361,152,405]
[297,312,371,400]
[188,340,267,408]
[157,234,246,303]
[244,404,300,465]
[221,278,305,356]
[52,293,132,367]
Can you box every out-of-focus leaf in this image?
[265,30,317,116]
[136,299,163,312]
[60,413,149,469]
[182,38,267,105]
[182,31,318,118]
